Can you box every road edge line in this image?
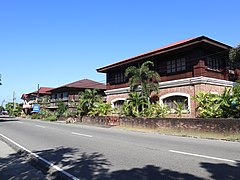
[0,133,79,180]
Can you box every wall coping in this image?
[105,76,234,95]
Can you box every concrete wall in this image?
[71,116,240,134]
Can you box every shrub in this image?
[56,100,67,117]
[31,113,41,119]
[88,102,113,117]
[44,114,57,121]
[193,84,240,118]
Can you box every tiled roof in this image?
[21,87,53,99]
[48,79,106,92]
[97,36,231,72]
[37,87,53,94]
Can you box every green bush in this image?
[31,113,41,119]
[63,109,77,117]
[193,83,240,118]
[56,100,67,117]
[88,102,113,117]
[44,114,57,121]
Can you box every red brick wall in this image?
[106,83,228,118]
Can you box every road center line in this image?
[169,149,237,163]
[71,132,93,138]
[0,133,79,180]
[35,125,46,128]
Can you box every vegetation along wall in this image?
[73,116,240,134]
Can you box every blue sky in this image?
[0,0,240,104]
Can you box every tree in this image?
[77,89,102,116]
[88,102,113,117]
[122,92,148,117]
[125,61,160,98]
[56,100,67,117]
[229,44,240,68]
[5,102,22,117]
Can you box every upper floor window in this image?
[206,57,222,70]
[63,92,68,98]
[114,72,126,84]
[167,58,186,73]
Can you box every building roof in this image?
[35,87,53,94]
[21,87,53,99]
[48,79,106,92]
[97,36,231,73]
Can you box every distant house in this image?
[21,87,53,114]
[97,36,237,118]
[47,79,106,111]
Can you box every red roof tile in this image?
[48,79,106,92]
[97,36,231,72]
[21,87,53,99]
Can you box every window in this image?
[63,92,68,98]
[114,72,126,84]
[111,98,126,109]
[206,57,222,70]
[163,96,188,111]
[167,58,186,73]
[51,94,55,99]
[57,93,61,99]
[113,100,125,109]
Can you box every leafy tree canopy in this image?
[229,44,240,67]
[125,61,160,98]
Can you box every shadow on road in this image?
[1,146,240,180]
[200,161,240,180]
[0,151,47,179]
[0,117,18,122]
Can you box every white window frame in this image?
[111,98,126,108]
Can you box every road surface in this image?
[0,117,239,179]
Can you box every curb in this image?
[0,134,79,180]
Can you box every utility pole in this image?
[13,91,16,109]
[0,74,2,85]
[37,84,40,98]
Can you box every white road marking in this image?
[71,132,93,138]
[169,150,237,163]
[17,121,23,123]
[35,125,46,128]
[0,133,79,180]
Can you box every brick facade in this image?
[106,80,230,118]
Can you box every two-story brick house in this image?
[47,79,106,111]
[21,87,53,114]
[97,36,236,118]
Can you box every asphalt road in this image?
[0,117,239,180]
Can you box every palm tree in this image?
[123,92,148,117]
[77,89,102,116]
[125,61,160,98]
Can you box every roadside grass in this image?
[114,126,240,142]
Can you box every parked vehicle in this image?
[0,110,8,115]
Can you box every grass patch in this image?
[114,126,240,142]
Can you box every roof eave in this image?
[97,36,232,73]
